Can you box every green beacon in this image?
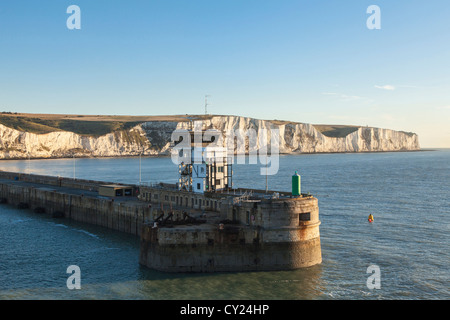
[292,171,301,196]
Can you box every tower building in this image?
[177,126,232,194]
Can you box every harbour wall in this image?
[140,195,322,272]
[0,171,322,272]
[0,171,152,236]
[140,225,321,272]
[0,171,108,192]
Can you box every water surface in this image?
[0,150,448,299]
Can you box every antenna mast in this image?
[204,95,210,115]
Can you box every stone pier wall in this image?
[140,195,322,272]
[0,172,153,236]
[0,171,322,272]
[140,224,322,272]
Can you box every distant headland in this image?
[0,112,420,159]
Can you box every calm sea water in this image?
[0,150,448,300]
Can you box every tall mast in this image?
[204,95,210,115]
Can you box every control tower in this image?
[176,124,232,194]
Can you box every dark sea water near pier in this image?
[0,150,448,300]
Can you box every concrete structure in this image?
[0,171,151,236]
[176,128,232,193]
[0,151,322,273]
[139,126,321,272]
[138,183,322,272]
[99,184,133,197]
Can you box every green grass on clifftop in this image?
[313,125,360,138]
[0,113,366,139]
[0,115,141,137]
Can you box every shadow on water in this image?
[132,263,326,300]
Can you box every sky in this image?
[0,0,449,148]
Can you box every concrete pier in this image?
[0,170,322,273]
[0,171,151,236]
[139,184,322,272]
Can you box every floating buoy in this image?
[368,214,374,223]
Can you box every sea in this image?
[0,149,448,300]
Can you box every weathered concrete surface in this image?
[0,171,151,236]
[140,224,321,272]
[0,171,322,273]
[139,194,322,272]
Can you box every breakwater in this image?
[0,170,322,272]
[0,171,150,236]
[138,184,322,272]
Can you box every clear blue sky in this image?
[0,0,449,147]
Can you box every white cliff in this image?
[0,116,420,159]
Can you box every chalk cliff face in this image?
[0,116,420,159]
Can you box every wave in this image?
[10,218,33,224]
[52,223,68,228]
[47,221,100,239]
[74,229,101,240]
